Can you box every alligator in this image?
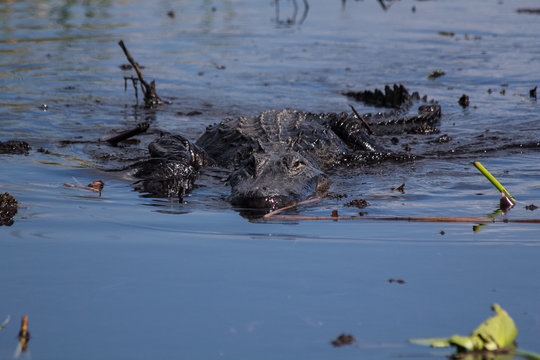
[126,84,441,210]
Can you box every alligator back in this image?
[197,109,357,170]
[196,109,378,209]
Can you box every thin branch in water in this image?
[263,192,328,219]
[64,180,104,196]
[118,40,162,107]
[104,122,149,146]
[377,0,388,11]
[349,104,374,135]
[263,193,540,223]
[124,76,139,102]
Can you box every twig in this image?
[263,192,328,219]
[118,40,162,107]
[349,104,374,135]
[265,214,540,223]
[0,315,10,330]
[124,76,139,101]
[263,192,540,223]
[64,180,104,195]
[104,122,149,146]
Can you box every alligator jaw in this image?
[228,153,324,210]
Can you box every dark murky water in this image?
[1,1,540,359]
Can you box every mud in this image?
[0,141,30,155]
[0,193,18,226]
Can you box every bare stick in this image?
[64,180,104,195]
[349,104,374,135]
[265,214,540,223]
[104,122,149,146]
[263,192,328,219]
[263,192,540,223]
[118,40,162,107]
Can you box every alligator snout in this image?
[228,153,324,209]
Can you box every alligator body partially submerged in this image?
[127,85,441,209]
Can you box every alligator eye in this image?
[292,160,302,169]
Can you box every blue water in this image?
[1,1,540,359]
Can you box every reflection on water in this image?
[273,0,309,26]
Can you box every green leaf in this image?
[448,335,483,351]
[409,337,452,347]
[516,350,540,360]
[409,304,517,352]
[470,304,517,350]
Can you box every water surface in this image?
[1,1,540,359]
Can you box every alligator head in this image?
[228,152,327,209]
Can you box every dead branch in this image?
[349,104,374,135]
[118,40,162,107]
[104,122,149,146]
[64,180,104,195]
[263,193,540,223]
[263,192,328,219]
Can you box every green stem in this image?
[473,161,515,201]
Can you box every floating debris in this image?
[104,122,149,146]
[263,192,540,223]
[64,180,105,195]
[458,94,469,108]
[500,192,515,212]
[438,31,455,37]
[410,304,515,351]
[0,192,18,226]
[391,183,405,193]
[431,134,452,143]
[344,198,370,208]
[331,333,356,347]
[0,315,10,330]
[388,278,406,284]
[427,70,445,80]
[516,8,540,14]
[118,40,162,108]
[0,140,30,155]
[87,180,105,194]
[14,315,30,358]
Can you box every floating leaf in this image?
[409,304,517,352]
[0,315,10,330]
[427,69,445,79]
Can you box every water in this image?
[1,1,540,359]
